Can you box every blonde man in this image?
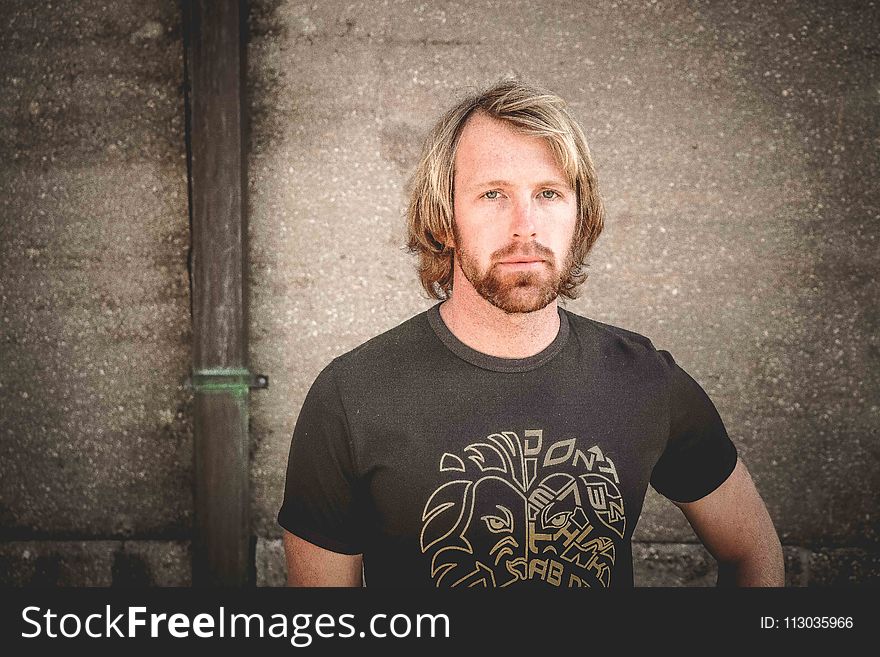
[279,79,784,588]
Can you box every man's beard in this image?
[455,234,572,314]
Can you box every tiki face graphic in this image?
[420,430,626,588]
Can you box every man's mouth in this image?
[497,259,546,269]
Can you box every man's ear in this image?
[431,228,454,250]
[428,230,451,251]
[444,223,456,249]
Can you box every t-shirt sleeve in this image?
[277,361,365,554]
[649,349,738,503]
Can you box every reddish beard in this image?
[454,235,573,314]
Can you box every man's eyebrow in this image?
[467,178,572,191]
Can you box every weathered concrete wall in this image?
[1,0,877,586]
[247,0,879,586]
[0,0,192,584]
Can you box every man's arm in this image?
[283,530,363,587]
[674,457,784,586]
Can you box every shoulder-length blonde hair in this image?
[405,78,605,300]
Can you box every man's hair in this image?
[405,78,605,300]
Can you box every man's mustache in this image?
[491,241,556,264]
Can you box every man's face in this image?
[450,112,578,314]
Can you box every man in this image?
[278,79,784,588]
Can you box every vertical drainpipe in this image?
[182,0,266,586]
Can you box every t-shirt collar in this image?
[426,301,570,373]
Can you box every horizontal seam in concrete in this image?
[3,538,877,551]
[0,534,191,542]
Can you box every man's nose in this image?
[510,196,537,239]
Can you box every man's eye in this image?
[483,190,500,200]
[540,190,560,199]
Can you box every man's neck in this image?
[438,284,561,359]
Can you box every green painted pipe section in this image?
[190,368,253,396]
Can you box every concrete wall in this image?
[0,0,192,584]
[1,0,877,586]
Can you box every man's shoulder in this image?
[326,306,437,380]
[563,307,655,347]
[562,307,672,365]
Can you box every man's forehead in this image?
[454,114,569,187]
[457,111,525,147]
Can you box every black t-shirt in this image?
[278,303,737,588]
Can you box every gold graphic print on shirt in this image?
[420,429,625,588]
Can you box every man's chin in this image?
[481,283,559,314]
